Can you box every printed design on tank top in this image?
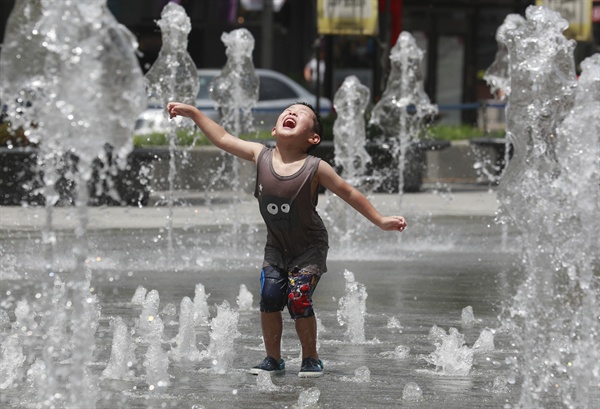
[261,195,297,230]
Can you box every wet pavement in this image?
[1,187,596,408]
[0,186,500,231]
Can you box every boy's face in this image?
[272,104,320,147]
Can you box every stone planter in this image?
[146,140,450,197]
[0,147,44,205]
[422,138,510,185]
[0,147,158,206]
[254,139,448,193]
[309,139,449,193]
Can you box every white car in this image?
[135,68,332,134]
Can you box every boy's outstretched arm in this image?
[315,161,407,232]
[166,102,264,163]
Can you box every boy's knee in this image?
[260,266,287,312]
[260,287,286,312]
[288,296,315,318]
[287,281,317,319]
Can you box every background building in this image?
[1,0,598,126]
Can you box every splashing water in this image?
[0,334,26,389]
[295,387,321,408]
[145,3,198,109]
[144,3,200,261]
[333,75,371,187]
[424,325,474,376]
[461,305,476,326]
[484,14,526,99]
[102,316,136,380]
[170,296,201,362]
[387,315,403,332]
[256,371,280,392]
[0,0,145,172]
[131,285,148,305]
[208,28,259,244]
[0,2,146,405]
[369,31,438,197]
[237,284,254,310]
[393,345,411,359]
[402,382,424,402]
[206,300,240,374]
[322,76,374,252]
[492,376,511,394]
[494,6,600,408]
[143,315,170,389]
[472,328,495,353]
[137,289,160,339]
[0,0,145,217]
[193,283,211,325]
[337,270,368,344]
[353,366,371,383]
[210,28,259,135]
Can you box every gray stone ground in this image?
[0,185,500,231]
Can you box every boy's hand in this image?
[166,102,195,119]
[380,216,407,232]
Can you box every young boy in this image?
[166,101,407,378]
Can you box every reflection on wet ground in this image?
[1,213,547,408]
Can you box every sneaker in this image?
[298,357,324,378]
[249,356,285,375]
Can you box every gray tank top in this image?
[254,147,329,273]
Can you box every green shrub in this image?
[133,128,274,148]
[427,124,504,141]
[0,122,34,147]
[132,121,504,148]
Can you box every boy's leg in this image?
[258,264,288,362]
[261,311,283,361]
[295,315,318,359]
[287,268,321,359]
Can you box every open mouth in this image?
[283,117,296,129]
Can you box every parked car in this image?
[134,68,332,134]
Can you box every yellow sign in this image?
[318,0,379,36]
[536,0,593,40]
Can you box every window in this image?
[197,75,215,99]
[259,76,297,101]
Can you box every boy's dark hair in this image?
[292,101,323,138]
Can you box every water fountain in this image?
[483,14,525,100]
[493,6,600,409]
[0,2,598,409]
[0,0,146,407]
[331,75,372,188]
[323,75,373,251]
[336,270,368,344]
[210,28,259,136]
[369,31,438,196]
[205,301,241,375]
[143,2,199,261]
[207,28,259,245]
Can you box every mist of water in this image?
[322,75,373,252]
[206,300,241,374]
[0,1,146,407]
[102,316,136,380]
[484,14,526,100]
[336,270,367,344]
[210,28,259,135]
[424,325,474,376]
[333,75,371,186]
[170,296,201,362]
[369,31,438,197]
[143,3,199,261]
[494,6,600,409]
